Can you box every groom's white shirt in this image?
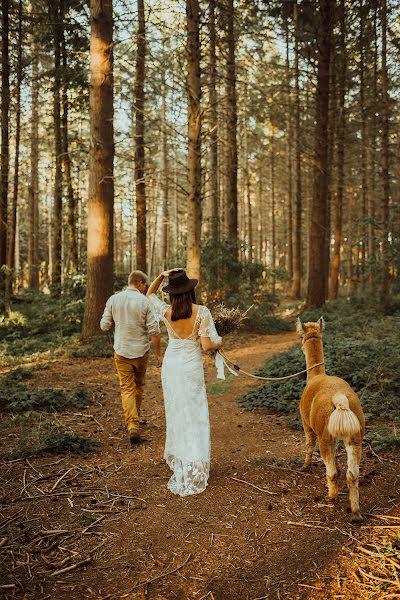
[100,288,160,359]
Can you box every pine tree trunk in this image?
[306,0,333,308]
[161,74,169,266]
[82,0,114,339]
[225,0,238,242]
[291,1,302,299]
[134,0,147,273]
[208,0,219,241]
[6,0,23,301]
[368,4,378,289]
[285,15,293,279]
[359,1,368,289]
[270,136,276,293]
[28,34,40,292]
[48,0,63,295]
[0,0,10,303]
[186,0,202,287]
[61,5,78,274]
[380,0,390,308]
[329,0,346,300]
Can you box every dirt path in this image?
[1,331,399,599]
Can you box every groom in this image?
[100,270,162,445]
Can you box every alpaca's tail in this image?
[328,392,361,438]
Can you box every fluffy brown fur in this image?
[296,317,365,522]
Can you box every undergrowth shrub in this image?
[0,378,92,413]
[239,298,400,431]
[69,335,113,358]
[200,237,289,333]
[365,428,400,452]
[3,427,100,460]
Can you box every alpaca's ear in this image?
[296,318,305,334]
[318,316,325,332]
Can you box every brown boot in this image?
[129,430,141,445]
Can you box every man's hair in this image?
[128,270,148,286]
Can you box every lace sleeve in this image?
[148,293,169,320]
[198,306,222,345]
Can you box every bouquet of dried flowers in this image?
[211,304,253,338]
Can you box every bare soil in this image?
[0,331,399,599]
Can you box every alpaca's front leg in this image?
[345,440,363,522]
[303,426,317,469]
[319,438,338,501]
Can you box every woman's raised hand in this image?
[161,268,183,278]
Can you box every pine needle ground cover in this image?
[240,298,400,449]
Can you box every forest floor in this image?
[0,330,399,600]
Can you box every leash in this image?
[218,350,325,382]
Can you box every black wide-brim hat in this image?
[163,269,198,294]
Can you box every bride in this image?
[147,268,222,497]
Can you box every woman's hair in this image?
[169,289,196,321]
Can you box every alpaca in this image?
[296,317,365,522]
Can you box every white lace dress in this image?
[149,295,222,497]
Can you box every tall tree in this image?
[48,0,63,294]
[359,1,368,287]
[285,14,293,279]
[225,0,238,242]
[82,0,114,339]
[291,0,302,299]
[161,71,169,266]
[0,0,10,302]
[6,0,23,300]
[329,0,346,300]
[61,0,78,273]
[28,26,40,291]
[134,0,147,273]
[380,0,390,308]
[208,0,219,241]
[186,0,202,286]
[306,0,333,307]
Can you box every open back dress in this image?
[149,294,222,496]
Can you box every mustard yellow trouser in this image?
[114,352,149,433]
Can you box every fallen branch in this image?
[230,477,277,496]
[359,567,400,588]
[287,521,336,531]
[51,558,92,578]
[129,553,192,591]
[0,537,8,548]
[50,467,76,493]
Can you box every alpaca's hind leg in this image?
[302,425,317,469]
[344,438,363,523]
[319,437,338,501]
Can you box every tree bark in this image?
[6,0,23,301]
[306,0,333,308]
[359,1,368,288]
[0,0,10,302]
[285,15,293,279]
[161,73,169,266]
[48,0,63,295]
[380,0,390,308]
[134,0,147,273]
[208,0,219,241]
[28,31,40,291]
[82,0,114,339]
[329,0,346,300]
[291,1,302,299]
[225,0,238,243]
[186,0,202,287]
[61,2,78,274]
[270,135,276,293]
